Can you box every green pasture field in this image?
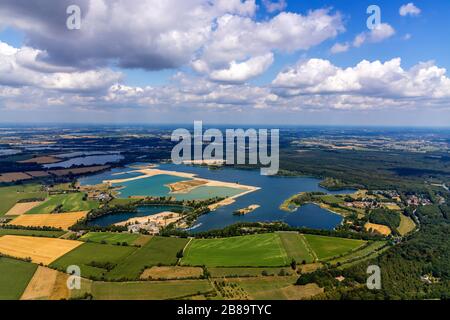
[278,232,315,263]
[0,184,47,216]
[0,228,65,238]
[335,245,391,270]
[91,280,213,300]
[80,232,142,245]
[50,242,137,279]
[209,267,294,278]
[303,234,366,260]
[105,236,189,280]
[69,278,93,300]
[317,194,344,205]
[181,233,290,267]
[0,257,38,300]
[327,241,388,266]
[26,193,99,214]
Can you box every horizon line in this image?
[1,122,450,129]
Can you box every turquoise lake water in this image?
[79,163,355,231]
[112,174,244,200]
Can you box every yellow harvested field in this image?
[21,266,70,300]
[365,222,391,236]
[140,266,204,280]
[0,235,82,265]
[398,214,416,236]
[5,202,44,216]
[8,211,88,230]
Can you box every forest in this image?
[285,147,450,300]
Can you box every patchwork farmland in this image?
[26,193,98,214]
[49,236,188,281]
[50,242,138,279]
[0,231,388,300]
[0,184,47,217]
[5,201,44,216]
[104,236,189,280]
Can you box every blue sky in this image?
[289,0,450,68]
[0,0,450,125]
[112,0,450,88]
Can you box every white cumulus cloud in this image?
[0,1,343,84]
[272,57,450,100]
[353,23,395,47]
[209,54,274,83]
[194,9,344,81]
[262,0,287,13]
[0,41,121,92]
[399,3,421,16]
[0,0,258,70]
[330,42,350,54]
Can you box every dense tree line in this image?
[0,224,62,232]
[368,208,401,232]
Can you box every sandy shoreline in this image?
[105,168,260,194]
[233,204,261,215]
[103,166,260,211]
[105,168,196,184]
[114,211,181,227]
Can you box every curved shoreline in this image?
[103,166,260,210]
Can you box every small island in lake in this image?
[233,204,260,216]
